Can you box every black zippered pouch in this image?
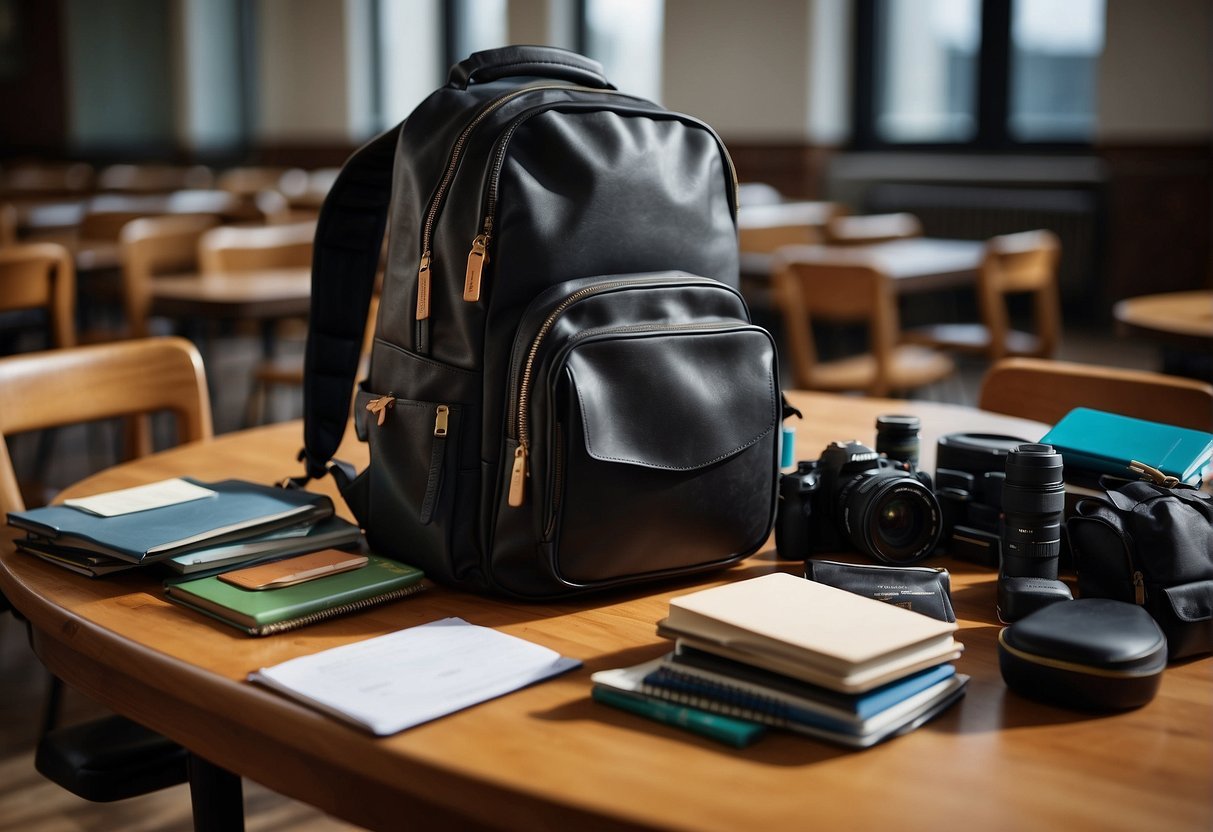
[1068,479,1213,660]
[803,559,956,622]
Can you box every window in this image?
[854,0,1106,148]
[581,0,664,102]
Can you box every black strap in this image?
[301,125,400,480]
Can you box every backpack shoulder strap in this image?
[301,124,401,480]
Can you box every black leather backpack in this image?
[295,46,781,598]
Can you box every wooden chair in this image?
[905,229,1062,361]
[216,166,301,197]
[96,163,213,194]
[824,212,922,246]
[0,337,213,516]
[0,242,76,349]
[772,252,956,397]
[118,214,219,337]
[0,337,211,803]
[198,220,315,273]
[979,357,1213,432]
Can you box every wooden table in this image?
[741,238,986,294]
[2,392,1210,832]
[151,268,312,321]
[1114,290,1213,352]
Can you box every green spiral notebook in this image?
[164,554,425,636]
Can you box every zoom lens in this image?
[876,414,921,468]
[1000,443,1065,579]
[840,471,941,564]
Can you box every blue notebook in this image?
[7,479,334,564]
[1040,408,1213,485]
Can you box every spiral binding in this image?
[252,582,427,636]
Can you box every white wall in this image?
[174,0,244,152]
[662,0,849,143]
[1097,0,1213,141]
[255,0,369,143]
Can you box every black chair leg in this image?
[188,754,244,832]
[40,673,64,737]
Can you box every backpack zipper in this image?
[416,84,648,321]
[364,396,451,525]
[463,105,740,305]
[509,317,745,508]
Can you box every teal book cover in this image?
[1041,408,1213,485]
[7,479,333,563]
[164,554,425,635]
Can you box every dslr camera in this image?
[777,424,942,564]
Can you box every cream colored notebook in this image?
[659,573,961,692]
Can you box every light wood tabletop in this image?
[1114,289,1213,351]
[741,238,985,294]
[2,391,1210,831]
[150,267,312,320]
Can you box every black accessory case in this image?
[803,559,955,622]
[1067,478,1213,660]
[998,598,1167,711]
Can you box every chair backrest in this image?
[0,337,213,515]
[0,242,76,348]
[979,229,1062,359]
[771,253,900,391]
[198,220,315,273]
[97,164,214,194]
[739,222,820,253]
[824,212,922,246]
[216,166,301,197]
[979,357,1213,432]
[119,214,219,337]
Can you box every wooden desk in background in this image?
[1,391,1209,831]
[150,267,312,322]
[1114,290,1213,352]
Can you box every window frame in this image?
[851,0,1095,152]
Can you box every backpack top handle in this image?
[448,45,615,91]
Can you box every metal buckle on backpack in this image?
[1128,460,1180,488]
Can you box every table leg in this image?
[188,754,245,832]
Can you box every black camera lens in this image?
[876,415,921,467]
[841,472,941,564]
[1000,443,1065,577]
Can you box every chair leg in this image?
[40,674,64,737]
[188,754,245,832]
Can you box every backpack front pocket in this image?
[547,324,779,586]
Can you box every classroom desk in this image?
[2,391,1210,832]
[150,268,312,321]
[1114,290,1213,352]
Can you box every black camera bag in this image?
[1068,480,1213,660]
[294,46,781,598]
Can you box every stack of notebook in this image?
[592,572,967,748]
[7,477,361,577]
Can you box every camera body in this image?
[777,440,941,564]
[934,433,1027,567]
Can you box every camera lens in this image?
[875,415,921,467]
[840,472,941,564]
[1000,443,1065,578]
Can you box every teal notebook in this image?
[1040,408,1213,485]
[7,479,333,563]
[164,554,425,636]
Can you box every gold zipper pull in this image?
[1133,571,1145,605]
[366,395,395,426]
[1128,460,1180,488]
[463,233,490,302]
[434,404,450,437]
[508,443,528,507]
[416,253,432,320]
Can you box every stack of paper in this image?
[592,573,966,748]
[8,478,358,577]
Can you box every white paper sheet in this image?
[248,617,581,735]
[63,478,216,517]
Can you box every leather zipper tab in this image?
[463,233,489,302]
[416,253,432,320]
[366,395,395,426]
[1133,570,1145,605]
[434,404,450,437]
[508,443,528,507]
